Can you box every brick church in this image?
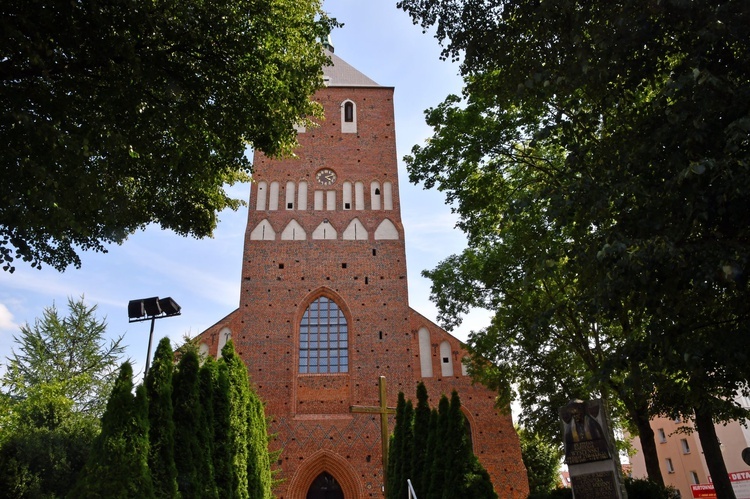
[196,47,528,498]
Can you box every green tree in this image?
[1,0,337,272]
[442,391,468,498]
[423,408,439,498]
[205,357,233,498]
[198,355,219,499]
[398,1,750,497]
[0,296,126,497]
[172,349,212,498]
[427,395,449,499]
[70,361,154,498]
[0,381,98,497]
[221,340,251,499]
[3,296,125,417]
[387,392,414,499]
[410,382,431,496]
[387,392,406,498]
[146,337,179,499]
[518,427,561,496]
[246,389,272,499]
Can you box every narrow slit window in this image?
[344,102,354,122]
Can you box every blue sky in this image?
[0,1,492,380]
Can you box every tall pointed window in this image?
[299,297,348,374]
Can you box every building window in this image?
[666,458,675,474]
[690,471,700,485]
[299,296,348,374]
[681,438,691,454]
[658,428,667,443]
[341,100,357,133]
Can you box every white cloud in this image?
[0,303,18,331]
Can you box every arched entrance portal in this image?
[306,472,344,499]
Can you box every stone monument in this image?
[559,399,627,499]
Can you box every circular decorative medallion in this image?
[316,168,337,186]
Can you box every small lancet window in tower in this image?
[344,101,354,122]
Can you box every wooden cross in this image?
[350,376,396,496]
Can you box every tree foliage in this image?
[387,386,496,499]
[70,361,154,498]
[398,1,750,496]
[3,296,125,417]
[1,0,337,272]
[0,381,98,497]
[0,297,125,497]
[146,337,178,499]
[518,426,562,496]
[173,349,210,498]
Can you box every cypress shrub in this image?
[220,340,250,499]
[246,392,273,498]
[410,382,431,497]
[197,356,219,498]
[427,396,449,499]
[211,358,233,497]
[146,337,178,498]
[387,392,407,498]
[442,391,468,498]
[399,399,415,499]
[69,362,154,498]
[172,349,204,497]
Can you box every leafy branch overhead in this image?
[399,0,750,495]
[1,0,337,271]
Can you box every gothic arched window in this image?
[299,297,349,374]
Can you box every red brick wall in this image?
[195,82,528,498]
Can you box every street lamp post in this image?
[127,296,181,377]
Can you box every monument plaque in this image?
[559,399,626,499]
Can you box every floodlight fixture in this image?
[127,296,181,377]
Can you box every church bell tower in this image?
[198,48,529,499]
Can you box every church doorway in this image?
[306,472,344,499]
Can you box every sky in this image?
[0,1,493,381]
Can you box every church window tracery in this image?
[299,297,349,374]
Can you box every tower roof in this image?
[323,50,381,87]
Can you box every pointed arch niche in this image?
[249,219,276,240]
[374,219,399,240]
[281,220,307,240]
[312,220,337,240]
[287,449,361,499]
[342,218,368,240]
